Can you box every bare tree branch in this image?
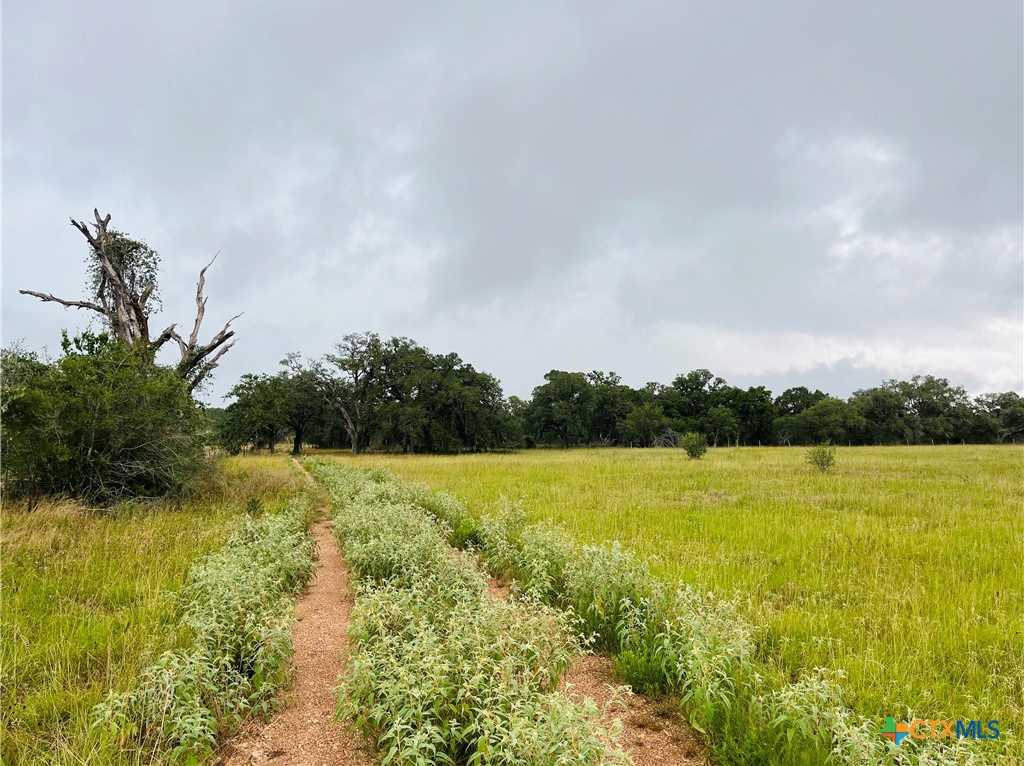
[205,340,234,367]
[18,290,106,313]
[149,324,177,351]
[178,313,241,375]
[171,251,239,388]
[188,253,218,348]
[167,328,189,356]
[70,217,97,248]
[185,340,235,393]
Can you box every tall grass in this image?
[92,495,315,762]
[317,447,1022,764]
[0,455,307,766]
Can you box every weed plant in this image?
[308,461,626,766]
[91,495,315,762]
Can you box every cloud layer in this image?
[4,1,1021,400]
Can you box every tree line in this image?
[215,333,521,454]
[217,333,1024,453]
[521,369,1023,447]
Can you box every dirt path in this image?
[220,491,704,766]
[560,655,708,765]
[220,517,374,766]
[489,576,709,766]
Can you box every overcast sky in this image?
[3,1,1022,403]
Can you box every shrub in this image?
[806,443,836,473]
[680,431,708,459]
[1,333,206,502]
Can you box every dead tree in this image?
[20,209,239,391]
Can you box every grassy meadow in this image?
[0,456,307,766]
[320,446,1024,735]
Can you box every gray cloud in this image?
[3,1,1021,402]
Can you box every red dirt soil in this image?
[489,576,709,766]
[560,655,709,766]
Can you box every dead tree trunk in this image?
[20,210,239,392]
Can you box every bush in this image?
[680,431,708,459]
[806,443,836,473]
[1,333,206,503]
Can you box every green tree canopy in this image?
[1,333,205,502]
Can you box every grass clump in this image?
[91,494,315,762]
[307,460,625,766]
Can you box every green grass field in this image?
[320,446,1024,735]
[0,456,307,766]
